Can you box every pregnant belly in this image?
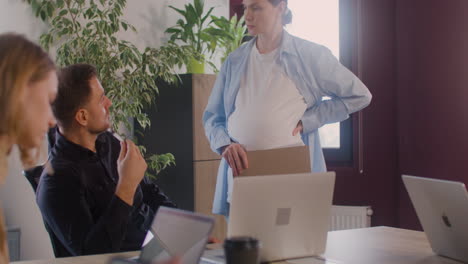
[228,108,304,151]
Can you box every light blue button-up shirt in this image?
[203,31,372,217]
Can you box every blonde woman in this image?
[0,33,57,263]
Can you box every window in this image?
[286,0,341,149]
[286,0,356,166]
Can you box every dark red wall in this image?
[396,0,468,230]
[331,0,399,228]
[230,0,243,18]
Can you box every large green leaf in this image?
[165,28,181,34]
[211,16,226,28]
[200,7,214,25]
[185,4,198,26]
[194,0,204,17]
[56,0,65,9]
[58,9,68,17]
[168,5,186,18]
[206,13,248,65]
[204,28,231,39]
[121,21,128,30]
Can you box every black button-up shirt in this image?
[37,130,176,256]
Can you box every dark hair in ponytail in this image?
[268,0,292,25]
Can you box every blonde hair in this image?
[0,33,55,168]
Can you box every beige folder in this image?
[239,145,311,177]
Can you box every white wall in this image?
[120,0,228,73]
[0,0,227,261]
[0,0,48,38]
[0,147,52,261]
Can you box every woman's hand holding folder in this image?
[221,143,249,177]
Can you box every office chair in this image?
[23,165,72,258]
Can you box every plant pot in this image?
[186,57,205,74]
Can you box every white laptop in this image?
[402,175,468,263]
[226,172,336,262]
[113,206,214,264]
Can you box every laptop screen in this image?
[139,207,214,264]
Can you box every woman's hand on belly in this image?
[221,143,249,177]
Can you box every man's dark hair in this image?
[53,64,97,129]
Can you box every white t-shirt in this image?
[227,43,307,151]
[226,43,308,202]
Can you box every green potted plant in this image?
[206,14,248,65]
[164,0,217,73]
[25,0,194,178]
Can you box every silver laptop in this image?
[116,206,214,264]
[402,175,468,263]
[227,172,336,262]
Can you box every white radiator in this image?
[329,205,373,231]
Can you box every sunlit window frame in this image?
[323,0,363,169]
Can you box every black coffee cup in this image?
[223,236,261,264]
